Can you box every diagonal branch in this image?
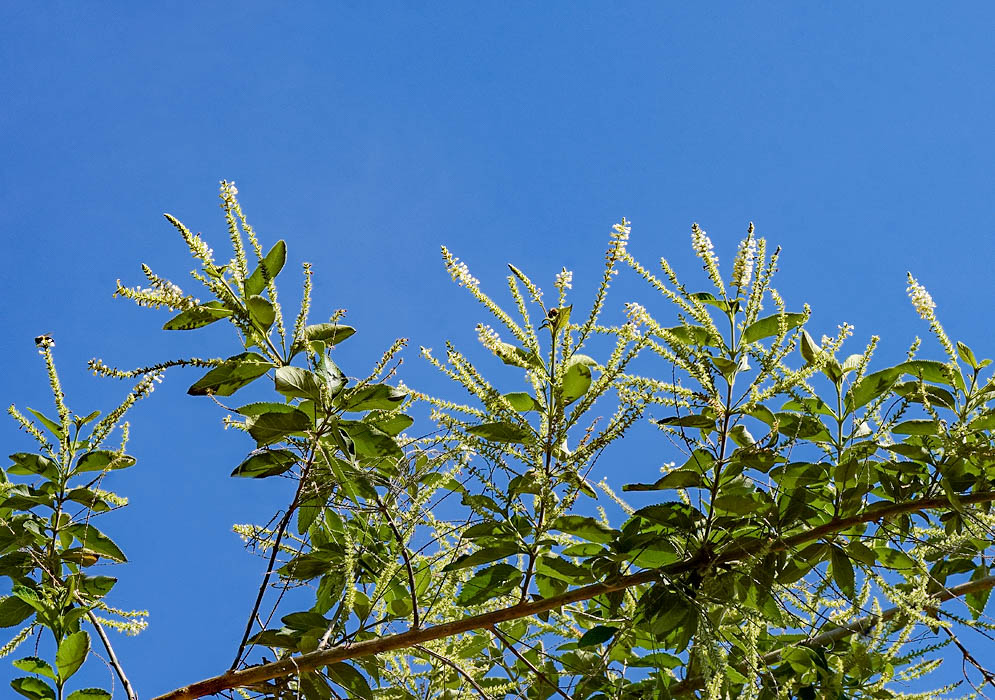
[88,610,139,700]
[152,490,995,700]
[668,574,995,695]
[490,625,569,700]
[414,644,490,699]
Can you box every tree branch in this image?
[414,644,490,699]
[152,490,995,700]
[88,610,139,700]
[490,625,569,700]
[668,574,995,695]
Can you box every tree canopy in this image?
[4,183,994,699]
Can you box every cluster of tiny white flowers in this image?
[731,232,757,289]
[906,274,936,319]
[554,267,573,290]
[476,323,502,353]
[691,224,715,260]
[624,302,651,327]
[449,257,479,289]
[609,218,631,254]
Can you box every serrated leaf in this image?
[957,341,979,369]
[8,453,59,479]
[246,294,276,329]
[339,422,403,459]
[246,409,312,446]
[65,524,126,562]
[577,625,618,648]
[442,545,520,572]
[231,449,298,478]
[326,662,373,700]
[967,565,991,620]
[551,515,616,543]
[893,419,939,436]
[456,564,522,606]
[24,409,63,441]
[73,450,136,474]
[502,392,540,412]
[244,240,287,297]
[654,415,715,429]
[187,352,273,396]
[55,630,89,682]
[830,546,855,598]
[10,677,55,700]
[274,366,325,401]
[162,302,233,330]
[741,312,807,344]
[13,657,55,679]
[67,690,112,700]
[466,421,532,444]
[0,597,36,628]
[290,323,356,358]
[561,354,596,405]
[341,384,407,412]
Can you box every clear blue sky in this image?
[2,3,994,694]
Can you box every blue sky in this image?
[2,3,994,694]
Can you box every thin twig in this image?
[414,644,489,699]
[490,625,569,700]
[373,489,420,629]
[88,611,138,700]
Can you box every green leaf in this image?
[900,359,965,391]
[741,312,807,344]
[799,329,821,365]
[24,408,64,441]
[690,291,732,311]
[830,546,855,598]
[246,294,276,330]
[623,469,703,492]
[244,239,287,297]
[274,366,326,401]
[13,657,55,679]
[341,384,407,412]
[502,392,540,412]
[893,419,939,436]
[0,596,35,627]
[187,352,273,396]
[551,515,616,543]
[456,564,522,606]
[73,450,136,474]
[73,575,117,598]
[577,625,619,648]
[231,449,298,478]
[10,677,55,700]
[369,413,413,436]
[326,662,373,700]
[654,415,715,429]
[65,524,127,562]
[845,366,902,412]
[442,545,520,572]
[561,354,597,405]
[957,341,979,369]
[967,564,991,620]
[246,409,312,446]
[8,453,59,479]
[67,691,112,700]
[290,323,356,357]
[729,424,755,447]
[494,342,541,369]
[162,301,233,330]
[661,325,718,347]
[339,422,403,459]
[234,401,302,417]
[466,421,532,444]
[55,630,89,683]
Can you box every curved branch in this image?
[153,490,995,700]
[413,644,490,699]
[88,610,138,700]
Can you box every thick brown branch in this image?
[669,574,995,695]
[153,490,995,700]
